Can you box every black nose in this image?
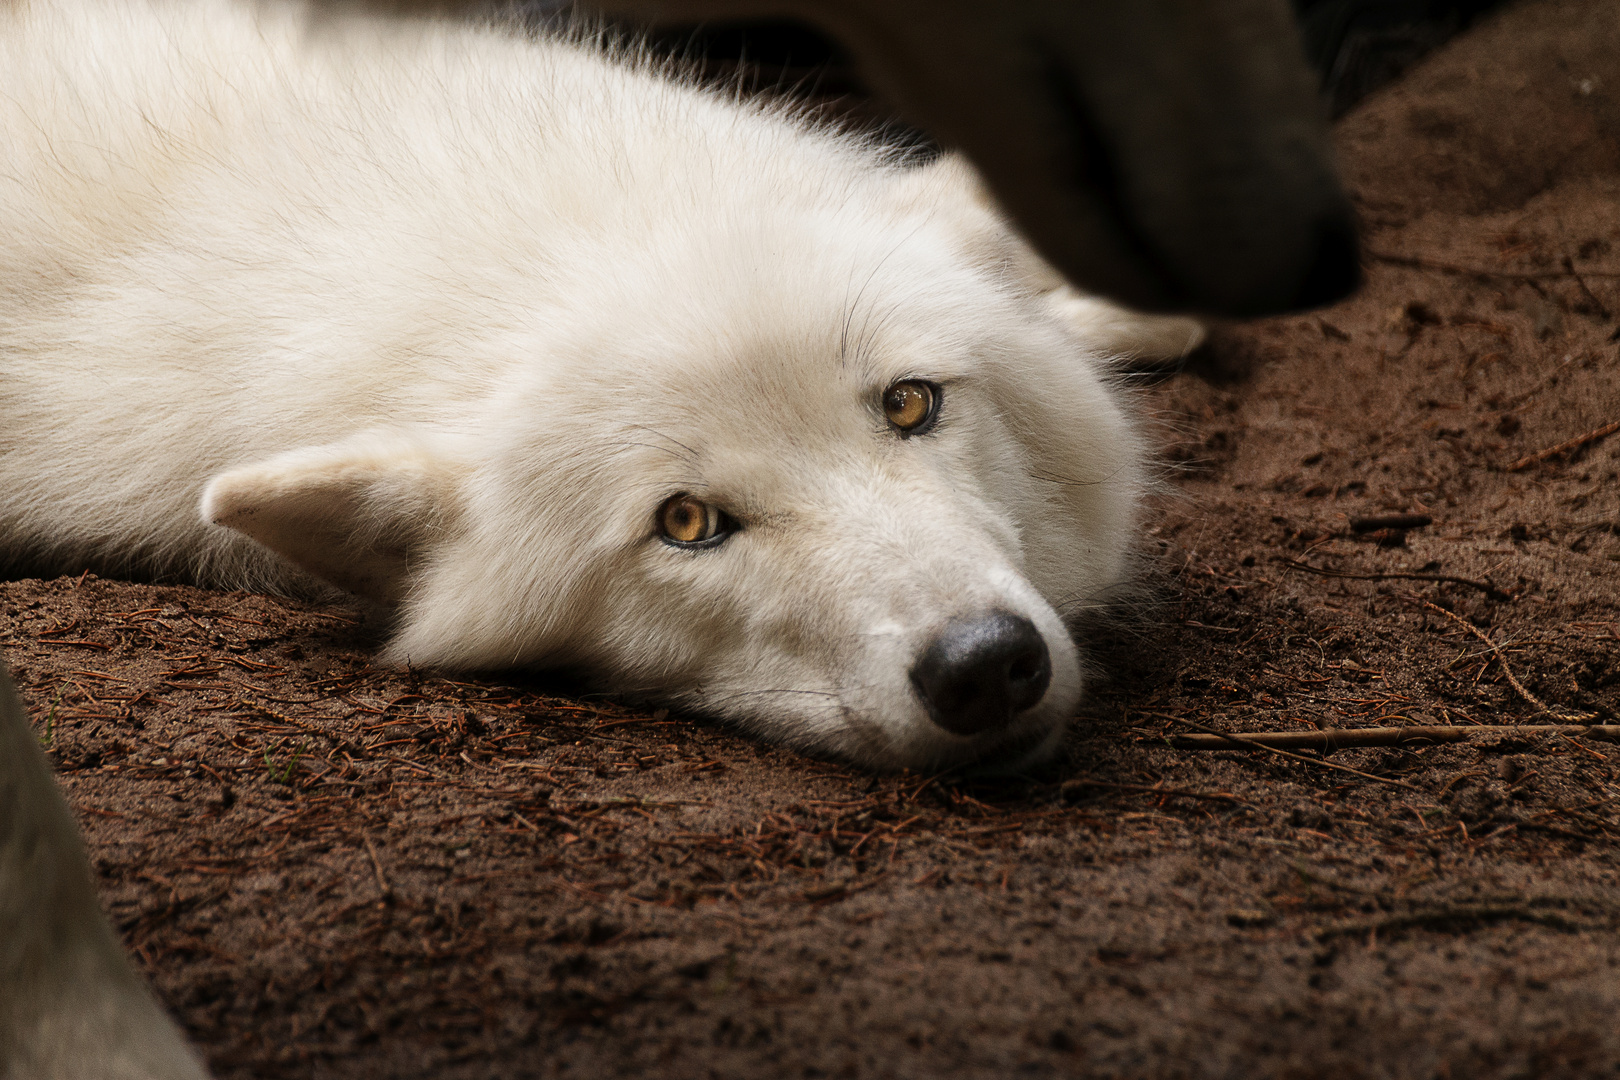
[910,612,1053,737]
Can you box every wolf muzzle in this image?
[910,611,1053,737]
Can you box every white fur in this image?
[0,0,1200,770]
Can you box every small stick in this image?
[1365,249,1620,281]
[1349,514,1432,533]
[1413,600,1598,722]
[236,697,335,740]
[1060,778,1252,806]
[362,834,394,900]
[1314,904,1594,940]
[1563,255,1613,320]
[1170,725,1620,751]
[1505,419,1620,471]
[1496,351,1585,410]
[1278,557,1512,602]
[1152,715,1420,791]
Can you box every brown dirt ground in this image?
[5,1,1620,1076]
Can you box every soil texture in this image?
[4,1,1619,1076]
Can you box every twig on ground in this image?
[1522,795,1620,822]
[1412,599,1598,722]
[1349,514,1433,533]
[1504,419,1620,472]
[1365,249,1620,281]
[1313,904,1596,940]
[236,697,354,749]
[1170,725,1620,751]
[1562,255,1613,320]
[1060,778,1253,807]
[362,834,393,900]
[1149,714,1420,791]
[1512,821,1617,844]
[1277,557,1512,601]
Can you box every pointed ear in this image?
[201,431,464,603]
[1044,287,1206,364]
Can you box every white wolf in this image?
[0,0,1201,771]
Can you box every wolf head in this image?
[201,154,1195,771]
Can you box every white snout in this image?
[836,582,1081,771]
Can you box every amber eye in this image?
[882,379,939,435]
[657,494,732,547]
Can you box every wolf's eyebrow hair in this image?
[617,424,700,463]
[838,223,930,367]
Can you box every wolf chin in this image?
[0,0,1201,771]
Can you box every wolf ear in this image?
[201,431,464,603]
[1043,287,1206,363]
[895,155,1204,362]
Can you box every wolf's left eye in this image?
[657,494,734,548]
[883,380,940,435]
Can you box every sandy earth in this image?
[4,1,1619,1076]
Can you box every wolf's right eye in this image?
[883,379,940,435]
[657,494,733,547]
